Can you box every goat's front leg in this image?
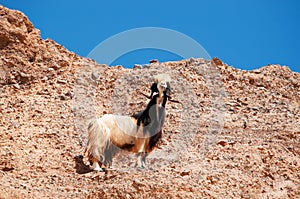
[141,152,148,168]
[135,152,145,168]
[135,152,148,169]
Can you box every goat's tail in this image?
[85,118,111,163]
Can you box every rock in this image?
[52,64,61,70]
[56,94,67,100]
[180,170,190,176]
[212,57,223,66]
[13,83,20,89]
[18,72,32,84]
[65,91,73,98]
[189,57,196,63]
[217,140,228,147]
[1,167,14,172]
[57,79,67,84]
[133,64,142,69]
[149,59,158,64]
[257,145,264,150]
[0,5,75,86]
[143,64,151,69]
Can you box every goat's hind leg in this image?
[90,157,103,172]
[102,143,117,170]
[87,154,103,171]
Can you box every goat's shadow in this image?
[74,155,93,174]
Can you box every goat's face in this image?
[157,81,171,98]
[153,74,171,99]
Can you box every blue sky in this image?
[2,0,300,72]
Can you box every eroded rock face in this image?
[0,5,86,86]
[0,6,299,199]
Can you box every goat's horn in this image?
[168,98,181,104]
[138,91,151,99]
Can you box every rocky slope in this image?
[0,6,299,198]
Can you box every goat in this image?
[85,74,171,171]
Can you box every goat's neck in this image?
[156,93,164,106]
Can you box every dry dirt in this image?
[0,6,299,199]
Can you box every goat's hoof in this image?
[135,165,146,170]
[93,167,103,172]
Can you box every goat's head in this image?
[139,74,180,104]
[152,74,171,98]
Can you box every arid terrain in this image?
[0,6,299,198]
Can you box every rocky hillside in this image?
[0,6,299,198]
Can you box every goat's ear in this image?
[151,83,158,92]
[166,82,171,97]
[166,82,171,90]
[150,83,158,98]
